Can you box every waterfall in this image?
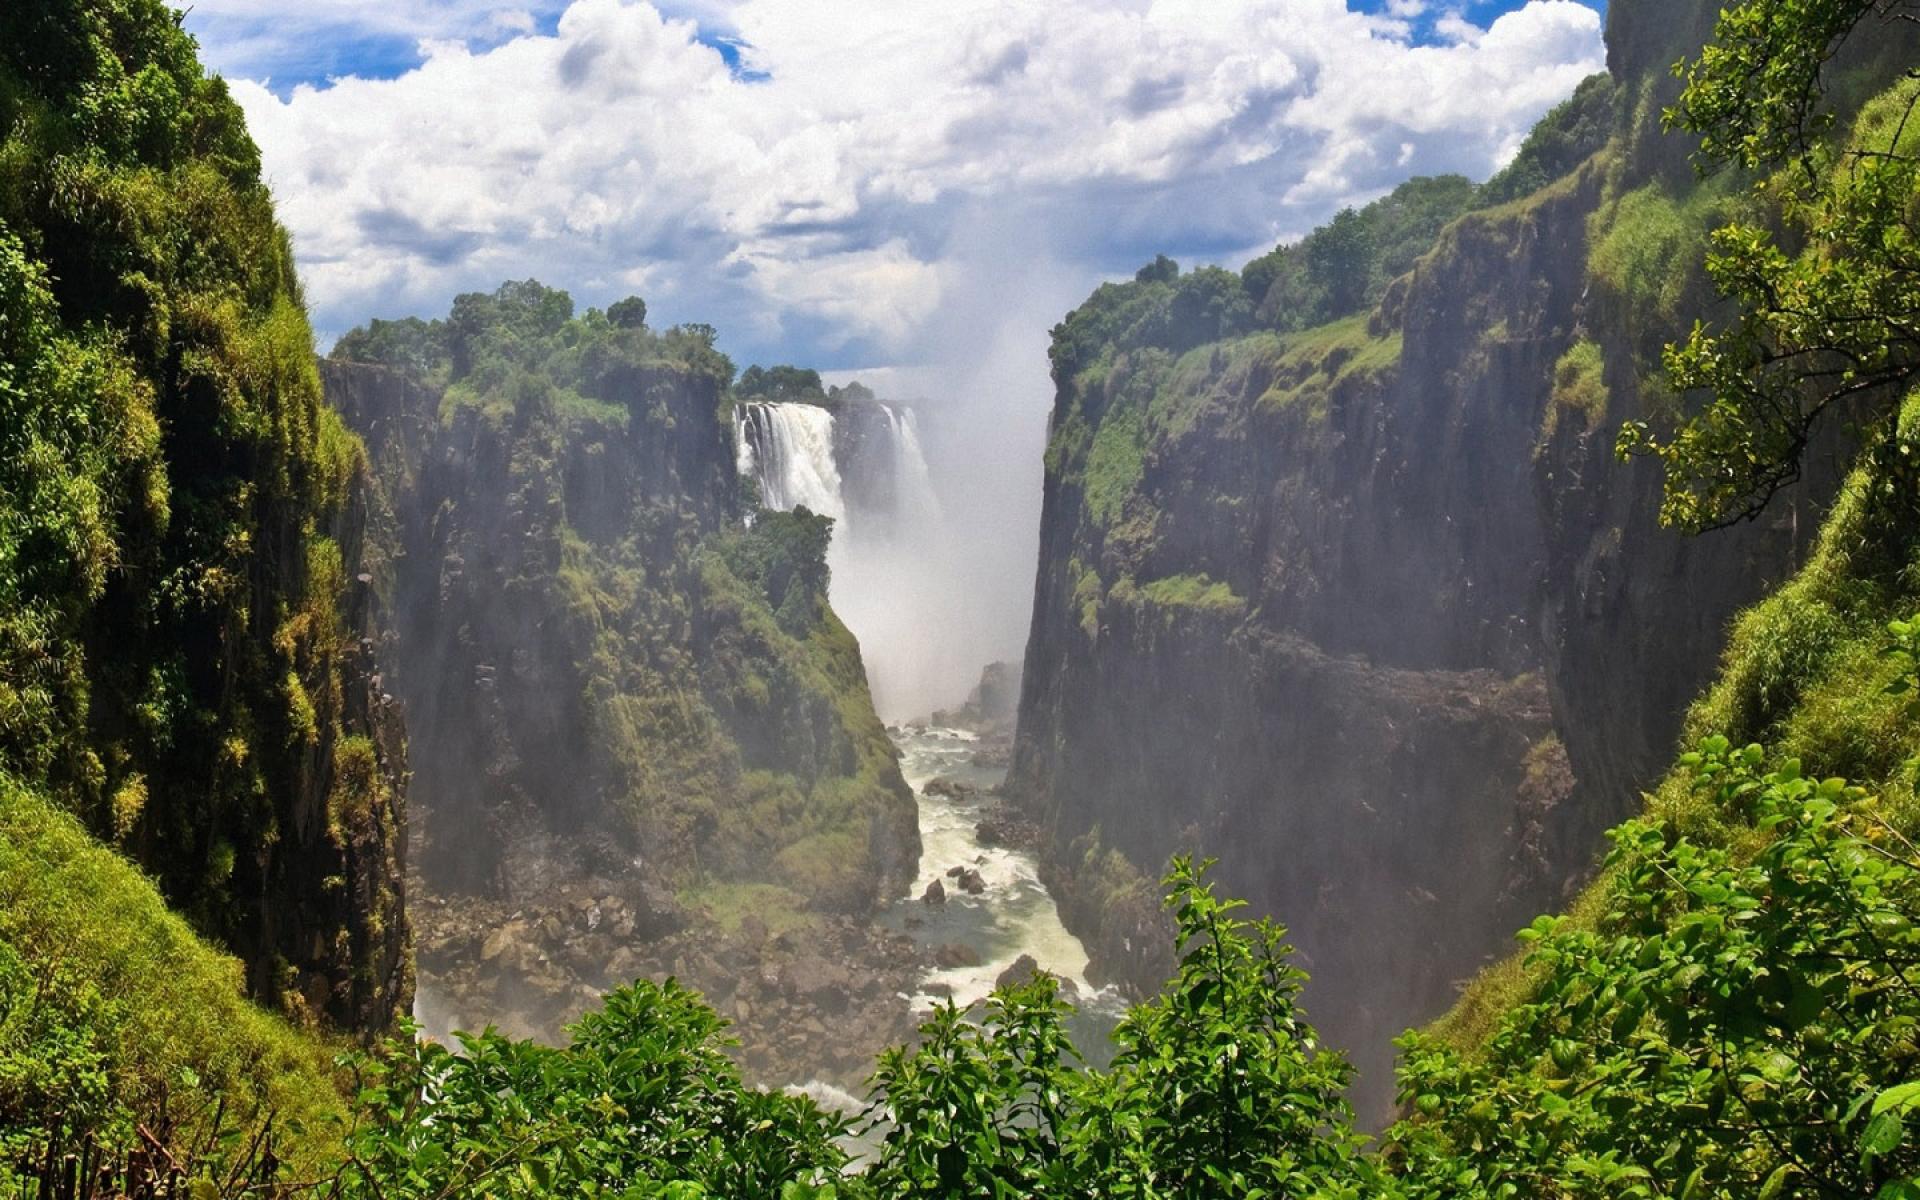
[881,404,941,529]
[735,399,937,535]
[736,402,848,523]
[736,398,946,717]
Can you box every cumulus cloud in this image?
[195,0,1605,356]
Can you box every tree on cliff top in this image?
[1620,0,1920,532]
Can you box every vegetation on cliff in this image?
[0,0,407,1033]
[329,281,916,917]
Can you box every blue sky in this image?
[176,0,1610,370]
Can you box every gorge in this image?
[8,0,1920,1194]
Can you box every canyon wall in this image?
[325,300,919,937]
[1007,0,1886,1118]
[0,1,409,1034]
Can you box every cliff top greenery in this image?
[1046,69,1619,389]
[333,279,735,423]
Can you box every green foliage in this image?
[607,295,649,330]
[1585,182,1719,330]
[865,856,1372,1199]
[1480,73,1620,207]
[0,0,405,1031]
[1665,0,1914,172]
[1049,265,1255,385]
[866,980,1081,1197]
[335,983,850,1200]
[1620,7,1920,531]
[1392,737,1920,1198]
[1542,338,1611,439]
[336,279,735,420]
[712,509,835,635]
[736,363,827,405]
[329,316,444,378]
[1082,393,1147,527]
[1242,175,1480,332]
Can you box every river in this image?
[878,723,1126,1059]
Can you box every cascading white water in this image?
[737,402,848,523]
[736,397,956,720]
[880,405,941,529]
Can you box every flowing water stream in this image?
[741,396,1127,1114]
[879,724,1126,1054]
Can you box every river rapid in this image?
[879,724,1126,1055]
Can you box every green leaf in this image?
[1863,1110,1905,1163]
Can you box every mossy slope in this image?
[0,772,346,1191]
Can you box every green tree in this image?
[608,295,649,329]
[1391,730,1920,1197]
[336,981,851,1200]
[1304,208,1375,319]
[1618,0,1920,531]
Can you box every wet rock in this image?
[783,959,853,1013]
[480,920,528,963]
[993,954,1080,1002]
[995,954,1044,991]
[974,803,1039,851]
[934,943,982,969]
[606,946,641,982]
[925,777,977,801]
[957,869,986,895]
[921,879,946,905]
[971,738,1013,769]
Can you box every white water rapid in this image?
[882,725,1125,1057]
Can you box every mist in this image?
[819,211,1094,721]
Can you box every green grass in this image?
[1257,315,1402,417]
[679,882,817,938]
[0,774,346,1182]
[1585,172,1748,343]
[1541,338,1610,441]
[1131,573,1247,616]
[1083,391,1148,527]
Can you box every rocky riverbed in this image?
[410,661,1122,1091]
[412,879,929,1090]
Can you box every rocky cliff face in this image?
[326,324,925,1072]
[325,351,919,921]
[1008,0,1874,1120]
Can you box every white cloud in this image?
[198,0,1605,357]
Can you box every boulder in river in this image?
[935,943,982,968]
[921,879,946,905]
[994,953,1082,1003]
[957,868,986,895]
[924,777,977,801]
